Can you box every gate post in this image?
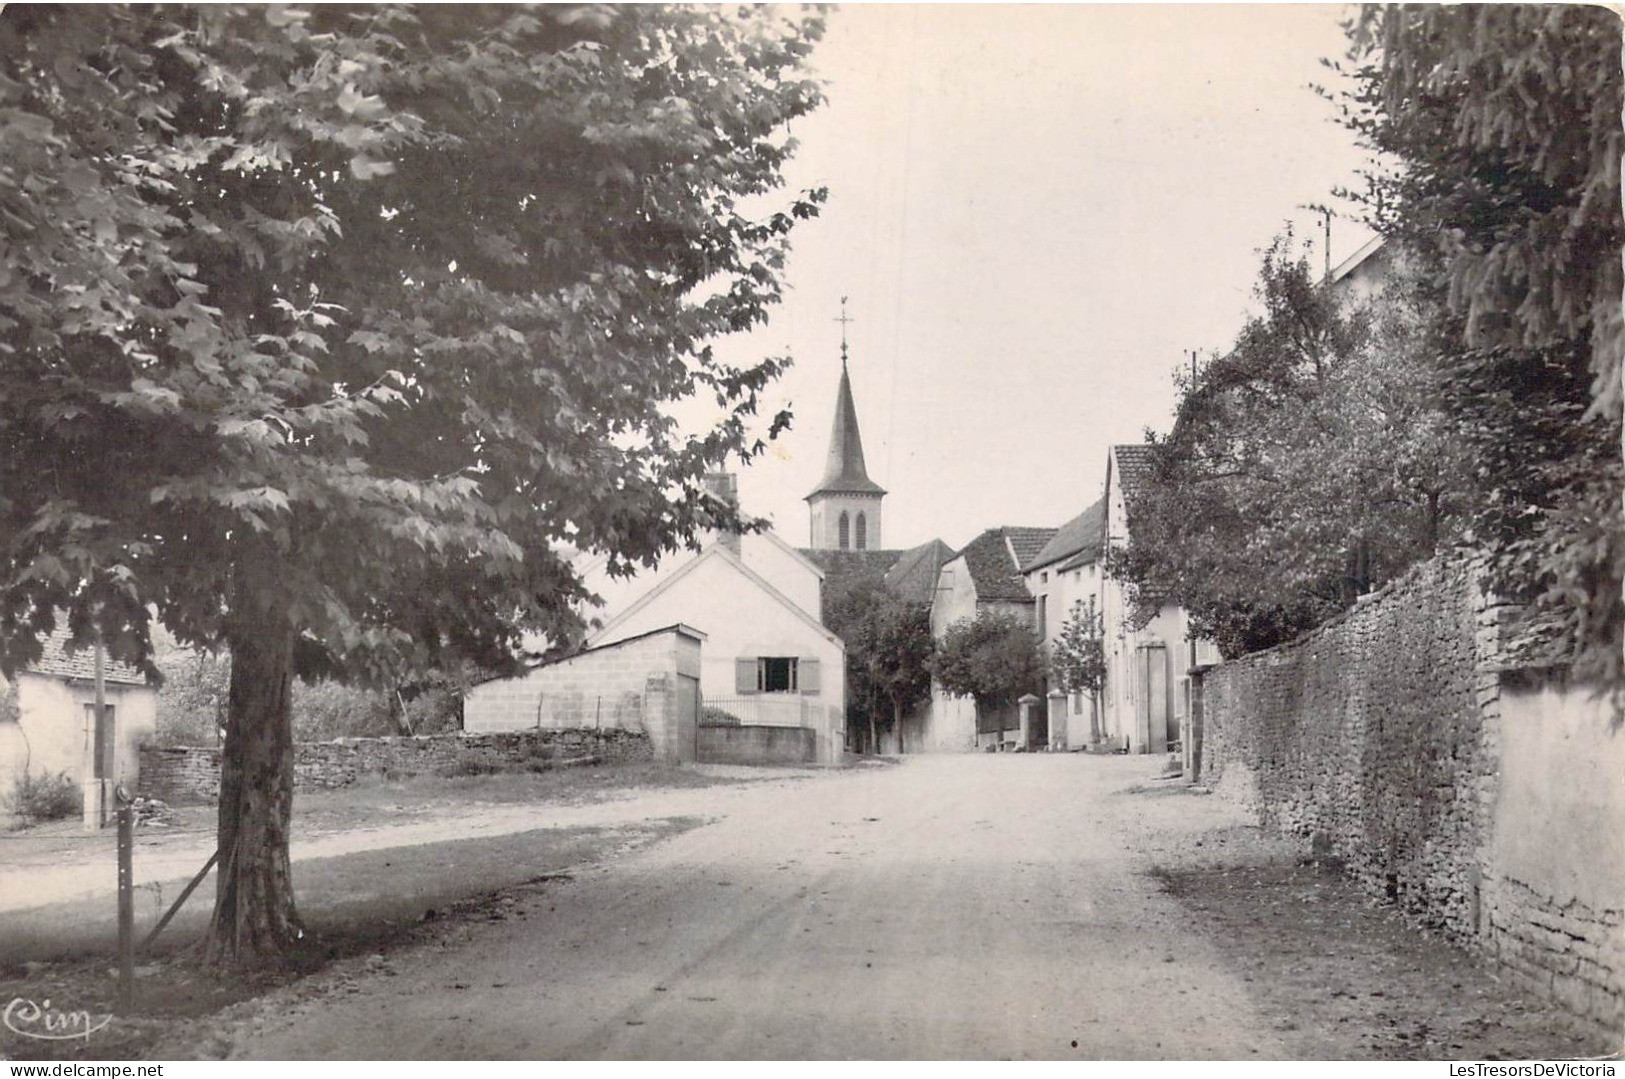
[1017,693,1041,751]
[1047,690,1068,751]
[1187,663,1215,783]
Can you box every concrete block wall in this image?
[1199,555,1624,1035]
[139,727,652,804]
[463,627,701,764]
[464,632,676,733]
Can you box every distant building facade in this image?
[1020,497,1106,750]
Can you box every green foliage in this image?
[1115,237,1472,656]
[0,5,825,954]
[0,684,17,727]
[1329,6,1623,684]
[154,649,229,747]
[0,4,827,681]
[6,770,81,825]
[155,648,463,743]
[823,583,934,746]
[1049,599,1106,695]
[931,610,1044,712]
[700,706,742,727]
[437,755,501,779]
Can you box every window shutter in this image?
[735,657,757,694]
[799,657,821,695]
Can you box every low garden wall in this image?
[696,724,815,766]
[1196,555,1623,1036]
[139,727,652,804]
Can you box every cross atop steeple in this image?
[834,296,854,369]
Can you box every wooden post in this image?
[116,793,134,1010]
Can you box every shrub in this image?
[6,771,81,824]
[701,706,742,726]
[437,755,500,778]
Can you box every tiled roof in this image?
[1023,497,1105,573]
[27,626,148,686]
[806,365,886,499]
[1005,527,1055,569]
[800,548,901,606]
[957,527,1056,603]
[798,539,951,618]
[1112,444,1157,518]
[1109,445,1174,614]
[884,539,954,604]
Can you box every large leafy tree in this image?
[1332,5,1623,684]
[1115,237,1472,656]
[932,610,1045,738]
[825,584,933,754]
[0,5,826,964]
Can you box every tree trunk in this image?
[867,709,877,756]
[206,589,303,967]
[891,696,905,755]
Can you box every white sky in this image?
[708,3,1377,553]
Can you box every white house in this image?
[582,535,845,764]
[1098,444,1221,755]
[0,626,157,824]
[912,526,1055,753]
[1020,497,1106,750]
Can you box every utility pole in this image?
[1322,208,1333,279]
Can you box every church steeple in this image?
[809,364,886,499]
[806,298,885,551]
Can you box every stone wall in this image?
[1198,556,1623,1035]
[139,727,652,804]
[696,723,816,765]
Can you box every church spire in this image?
[805,298,885,550]
[806,298,885,501]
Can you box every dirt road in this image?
[210,754,1293,1059]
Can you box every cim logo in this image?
[3,998,112,1043]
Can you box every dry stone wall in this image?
[139,727,651,804]
[1201,558,1496,935]
[1198,555,1622,1035]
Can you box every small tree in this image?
[932,610,1045,743]
[1048,599,1106,743]
[825,585,933,753]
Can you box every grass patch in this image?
[0,816,705,1061]
[1152,859,1605,1060]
